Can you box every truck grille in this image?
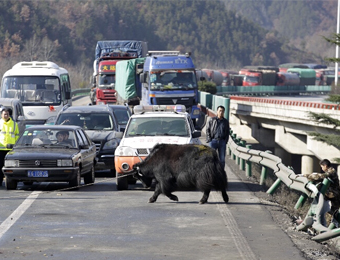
[156,97,194,108]
[19,160,57,167]
[101,90,117,101]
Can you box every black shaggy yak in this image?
[132,143,229,204]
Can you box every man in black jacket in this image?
[206,105,230,169]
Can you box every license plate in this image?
[28,170,48,177]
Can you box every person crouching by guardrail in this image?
[0,107,19,184]
[298,159,340,226]
[206,105,230,169]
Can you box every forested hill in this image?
[0,0,335,75]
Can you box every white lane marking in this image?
[0,190,42,239]
[211,191,257,260]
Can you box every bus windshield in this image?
[1,76,61,105]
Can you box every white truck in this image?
[114,104,201,190]
[0,61,72,126]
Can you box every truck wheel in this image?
[69,168,81,190]
[84,165,95,184]
[5,177,17,190]
[116,175,128,190]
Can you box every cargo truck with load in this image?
[287,68,316,86]
[115,51,200,122]
[92,40,148,105]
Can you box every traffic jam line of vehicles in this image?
[197,63,335,87]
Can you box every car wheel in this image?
[128,178,137,185]
[69,168,81,190]
[84,165,95,184]
[116,175,128,190]
[5,177,17,190]
[110,168,116,177]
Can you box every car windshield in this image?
[1,76,61,105]
[56,112,114,130]
[149,70,197,90]
[16,129,77,148]
[125,117,189,137]
[112,109,130,125]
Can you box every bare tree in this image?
[22,35,40,61]
[40,37,59,61]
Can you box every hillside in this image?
[223,0,337,61]
[0,0,337,88]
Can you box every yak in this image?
[131,143,229,204]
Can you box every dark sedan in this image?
[3,125,97,190]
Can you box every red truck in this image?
[239,67,278,86]
[91,41,148,105]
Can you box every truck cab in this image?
[92,40,148,105]
[114,104,201,190]
[139,51,200,120]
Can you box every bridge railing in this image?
[215,85,331,96]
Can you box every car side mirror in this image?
[6,144,14,149]
[79,144,89,149]
[65,92,71,99]
[17,115,25,121]
[192,131,201,138]
[115,132,123,139]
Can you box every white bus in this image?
[0,61,72,125]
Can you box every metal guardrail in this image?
[228,131,340,242]
[227,133,313,197]
[71,88,91,97]
[216,85,331,96]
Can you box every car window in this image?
[112,109,130,124]
[78,130,90,146]
[57,113,114,131]
[76,131,85,146]
[16,129,76,147]
[126,116,189,137]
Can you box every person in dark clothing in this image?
[206,105,230,168]
[298,159,340,226]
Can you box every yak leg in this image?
[199,190,211,204]
[149,183,162,203]
[164,191,178,202]
[221,190,229,204]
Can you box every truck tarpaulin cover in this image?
[95,41,145,60]
[116,58,145,101]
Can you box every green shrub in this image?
[198,80,217,94]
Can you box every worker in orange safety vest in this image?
[0,107,19,184]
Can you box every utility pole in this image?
[335,0,340,85]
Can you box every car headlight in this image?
[97,101,105,105]
[4,160,19,167]
[115,146,135,156]
[57,159,73,167]
[102,139,119,150]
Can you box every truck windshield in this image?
[99,74,115,88]
[149,70,197,91]
[126,117,189,137]
[1,76,61,105]
[244,76,259,83]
